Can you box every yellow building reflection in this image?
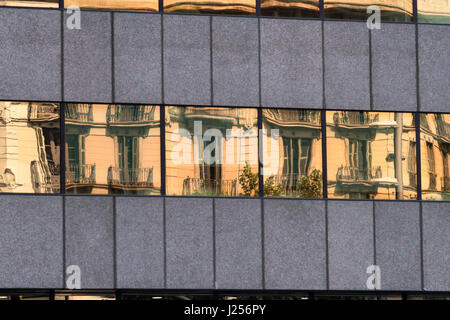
[327,111,417,200]
[418,0,450,23]
[0,0,58,7]
[261,0,320,17]
[65,104,161,195]
[64,0,158,11]
[164,0,256,15]
[420,113,450,200]
[165,106,258,196]
[262,109,322,198]
[324,0,413,21]
[0,101,60,194]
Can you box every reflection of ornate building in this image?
[262,109,322,197]
[421,113,450,200]
[65,104,160,195]
[0,101,60,193]
[166,106,258,196]
[327,111,417,200]
[164,0,256,14]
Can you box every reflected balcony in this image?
[332,111,380,127]
[65,104,93,123]
[106,105,157,126]
[27,103,59,123]
[182,177,237,196]
[336,165,382,182]
[66,163,96,185]
[107,167,154,187]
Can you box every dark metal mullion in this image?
[60,102,66,194]
[321,109,328,199]
[160,105,166,196]
[415,112,422,200]
[256,0,261,16]
[258,108,264,197]
[59,0,64,9]
[159,0,164,12]
[413,0,418,23]
[319,0,325,20]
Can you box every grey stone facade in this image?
[0,7,448,292]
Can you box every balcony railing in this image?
[336,165,382,182]
[107,105,156,124]
[435,117,450,138]
[66,163,96,185]
[65,104,93,122]
[27,103,59,122]
[266,173,305,193]
[333,112,379,126]
[265,109,320,125]
[182,177,237,196]
[107,167,153,186]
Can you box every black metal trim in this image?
[321,109,327,199]
[415,112,422,200]
[60,102,66,194]
[258,108,264,197]
[160,105,166,196]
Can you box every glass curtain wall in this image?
[420,113,450,200]
[326,111,417,200]
[0,101,60,193]
[65,104,161,195]
[165,106,258,197]
[262,108,323,198]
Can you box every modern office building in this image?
[0,0,448,300]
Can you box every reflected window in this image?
[261,0,320,17]
[418,0,450,24]
[0,101,60,194]
[64,0,159,11]
[65,104,161,195]
[326,111,417,200]
[420,113,450,200]
[262,109,322,198]
[0,0,58,8]
[163,0,256,15]
[165,106,258,196]
[324,0,413,22]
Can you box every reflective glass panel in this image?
[326,111,417,200]
[0,0,58,8]
[261,0,320,18]
[163,0,256,15]
[165,106,258,196]
[65,104,161,195]
[418,0,450,24]
[420,113,450,200]
[324,0,413,22]
[64,0,158,11]
[0,101,60,194]
[262,109,323,198]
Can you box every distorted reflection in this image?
[165,106,258,196]
[164,0,256,15]
[327,111,417,200]
[64,0,158,11]
[261,0,320,18]
[0,101,60,194]
[0,0,58,7]
[324,0,413,21]
[418,0,450,23]
[420,113,450,200]
[65,104,161,195]
[262,109,322,198]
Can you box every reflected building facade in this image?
[418,0,450,24]
[0,101,60,193]
[327,111,417,200]
[420,113,450,200]
[262,109,322,198]
[165,106,258,196]
[164,0,256,15]
[64,0,158,11]
[65,104,161,195]
[261,0,320,17]
[324,0,413,21]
